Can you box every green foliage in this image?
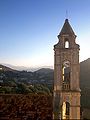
[0,86,12,93]
[28,84,51,95]
[34,84,51,95]
[0,83,52,95]
[15,83,31,94]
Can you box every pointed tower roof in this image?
[59,19,75,36]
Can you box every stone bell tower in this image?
[53,19,80,119]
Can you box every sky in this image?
[0,0,90,68]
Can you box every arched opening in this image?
[65,41,69,48]
[66,102,70,116]
[62,102,70,119]
[62,61,70,90]
[63,66,70,82]
[62,61,70,82]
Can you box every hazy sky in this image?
[0,0,90,68]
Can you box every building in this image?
[53,19,80,119]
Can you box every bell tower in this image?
[53,19,80,119]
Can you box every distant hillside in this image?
[80,58,90,89]
[80,58,90,109]
[35,68,53,74]
[0,64,17,72]
[1,58,90,87]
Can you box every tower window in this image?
[62,102,70,119]
[62,61,70,82]
[65,41,69,48]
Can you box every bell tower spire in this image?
[58,19,75,36]
[53,19,80,119]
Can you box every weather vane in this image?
[66,10,68,19]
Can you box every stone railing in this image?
[62,82,70,90]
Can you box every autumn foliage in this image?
[0,94,53,120]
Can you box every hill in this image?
[0,64,17,72]
[35,68,53,74]
[1,58,90,88]
[80,58,90,109]
[80,58,90,89]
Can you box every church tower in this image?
[53,19,80,119]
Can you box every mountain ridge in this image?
[0,64,17,72]
[1,58,90,73]
[1,63,53,72]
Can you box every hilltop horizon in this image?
[1,63,54,71]
[1,58,90,71]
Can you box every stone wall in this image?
[0,94,52,120]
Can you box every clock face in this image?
[63,61,70,67]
